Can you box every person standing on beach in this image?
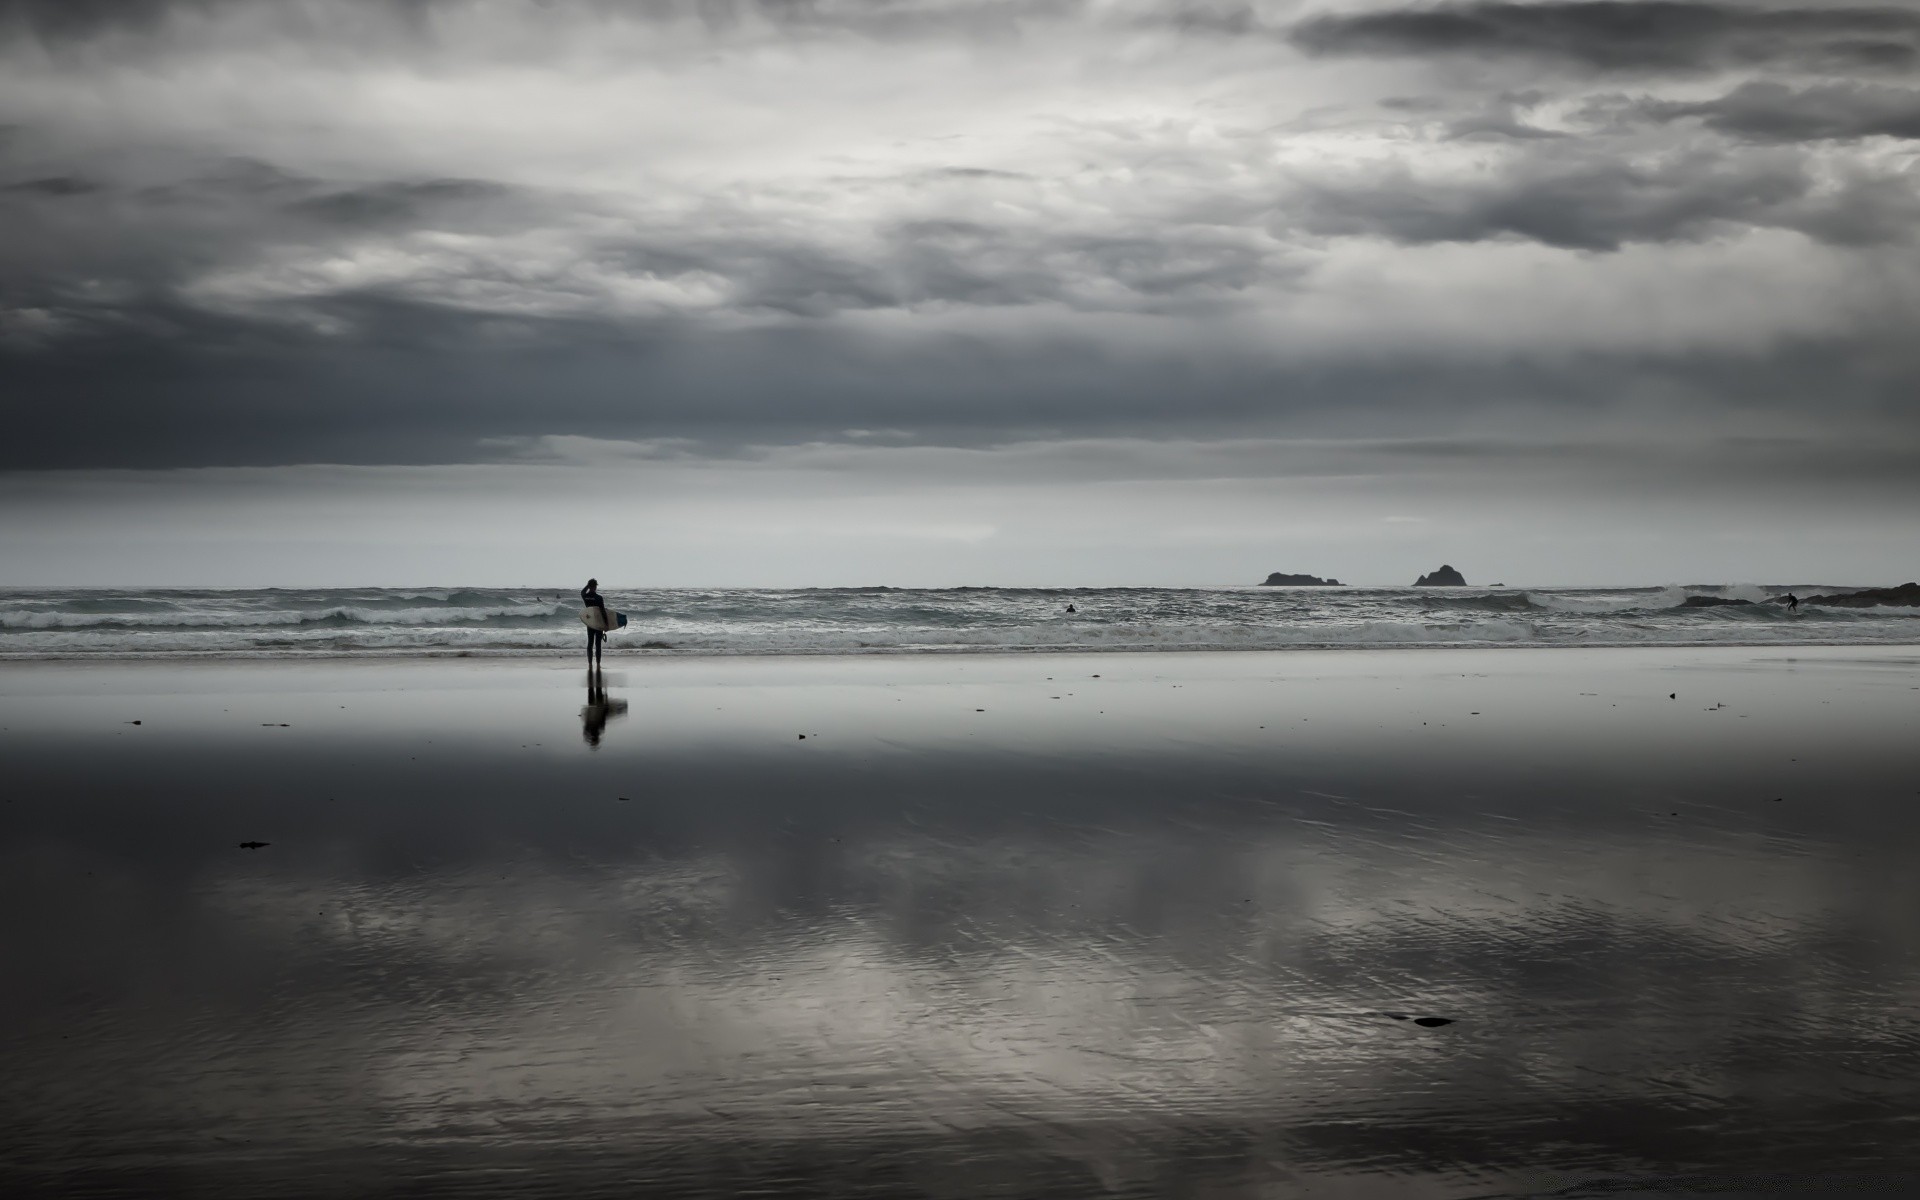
[582,577,607,669]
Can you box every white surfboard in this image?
[579,608,627,633]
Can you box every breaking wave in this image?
[0,584,1912,659]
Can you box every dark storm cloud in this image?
[0,303,1271,468]
[1286,148,1920,250]
[0,0,182,38]
[2,0,1919,482]
[0,146,1277,345]
[1646,80,1920,140]
[0,0,1091,50]
[0,155,533,347]
[0,153,519,246]
[1290,2,1920,75]
[7,282,1917,471]
[3,155,1913,468]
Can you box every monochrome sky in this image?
[3,0,1918,585]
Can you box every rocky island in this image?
[1802,582,1920,607]
[1260,572,1341,586]
[1413,565,1467,587]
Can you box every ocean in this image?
[2,583,1913,658]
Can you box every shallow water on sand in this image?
[3,648,1919,1197]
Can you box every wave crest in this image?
[1,584,1910,659]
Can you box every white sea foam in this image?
[0,585,1912,659]
[0,604,557,630]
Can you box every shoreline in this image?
[10,584,1913,666]
[6,635,1920,665]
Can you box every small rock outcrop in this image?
[1413,564,1467,587]
[1803,582,1920,607]
[1260,572,1341,586]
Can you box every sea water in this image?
[1,584,1913,657]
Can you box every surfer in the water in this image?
[582,578,607,668]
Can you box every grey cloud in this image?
[498,431,1920,495]
[1443,93,1568,139]
[1648,80,1920,140]
[1284,148,1920,250]
[0,0,480,43]
[3,0,1919,481]
[883,220,1278,310]
[5,287,1915,470]
[0,0,1095,52]
[1290,2,1920,75]
[0,132,1283,353]
[920,167,1032,181]
[1371,90,1567,139]
[286,178,512,226]
[0,0,185,39]
[1,153,521,236]
[0,301,1270,468]
[4,174,102,195]
[4,128,1916,470]
[0,155,538,352]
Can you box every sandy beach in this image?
[4,645,1919,1197]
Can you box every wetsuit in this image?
[582,584,607,664]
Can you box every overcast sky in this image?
[3,0,1918,586]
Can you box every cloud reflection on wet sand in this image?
[2,649,1918,1196]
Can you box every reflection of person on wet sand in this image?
[581,672,629,749]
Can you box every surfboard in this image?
[579,608,627,633]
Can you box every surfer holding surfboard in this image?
[579,578,630,668]
[581,578,608,667]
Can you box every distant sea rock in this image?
[1260,572,1341,586]
[1413,565,1467,587]
[1802,581,1920,607]
[1680,596,1752,608]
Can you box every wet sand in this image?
[3,646,1919,1198]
